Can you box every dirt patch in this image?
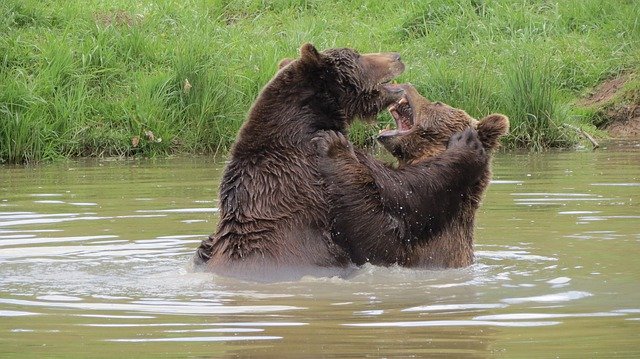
[604,104,640,138]
[580,74,629,107]
[579,73,640,138]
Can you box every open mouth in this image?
[380,93,414,136]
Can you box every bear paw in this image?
[448,127,486,158]
[313,130,356,159]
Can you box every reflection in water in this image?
[501,291,592,304]
[107,336,283,343]
[0,297,302,315]
[1,144,639,357]
[343,320,561,327]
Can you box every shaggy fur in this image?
[316,84,509,269]
[193,44,405,280]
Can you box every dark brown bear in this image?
[193,44,405,280]
[316,84,509,269]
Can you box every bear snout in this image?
[389,52,401,62]
[360,52,405,84]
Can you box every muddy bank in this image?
[604,105,640,138]
[580,73,640,138]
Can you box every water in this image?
[1,141,639,358]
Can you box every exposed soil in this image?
[605,105,640,138]
[580,74,629,107]
[580,74,640,138]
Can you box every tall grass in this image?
[503,55,570,150]
[1,0,638,163]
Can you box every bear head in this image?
[278,44,406,124]
[377,84,509,166]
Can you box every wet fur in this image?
[316,86,509,268]
[409,113,509,267]
[193,44,404,280]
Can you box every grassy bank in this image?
[1,0,638,163]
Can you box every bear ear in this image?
[278,58,294,69]
[479,114,509,136]
[477,114,509,150]
[299,43,322,66]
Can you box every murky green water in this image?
[1,141,639,358]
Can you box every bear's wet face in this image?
[377,84,509,166]
[294,44,405,123]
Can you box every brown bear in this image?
[315,83,509,269]
[192,44,406,280]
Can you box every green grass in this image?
[502,54,570,150]
[1,0,638,163]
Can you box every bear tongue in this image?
[399,117,412,131]
[378,127,399,137]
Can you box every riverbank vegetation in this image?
[1,0,638,163]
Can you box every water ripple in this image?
[136,208,218,213]
[403,303,507,312]
[502,291,592,304]
[474,312,625,320]
[106,336,282,343]
[591,183,640,187]
[0,235,118,247]
[0,310,40,317]
[0,297,303,315]
[343,320,560,328]
[475,250,557,262]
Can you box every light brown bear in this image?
[315,84,509,269]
